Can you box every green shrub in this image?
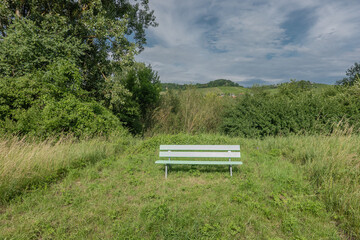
[40,96,122,137]
[221,83,360,137]
[0,92,122,138]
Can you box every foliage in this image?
[0,0,156,52]
[278,79,312,96]
[0,92,122,138]
[195,79,241,88]
[337,62,360,86]
[221,80,360,137]
[40,96,122,137]
[0,16,86,78]
[0,68,123,137]
[109,63,161,134]
[0,0,158,137]
[0,1,147,93]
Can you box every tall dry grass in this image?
[260,128,360,237]
[150,89,227,135]
[0,134,130,203]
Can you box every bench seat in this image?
[155,160,243,165]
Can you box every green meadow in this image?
[1,133,359,239]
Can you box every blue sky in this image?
[135,0,360,86]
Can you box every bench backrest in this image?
[159,145,241,159]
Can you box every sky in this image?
[135,0,360,86]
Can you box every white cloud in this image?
[136,0,360,86]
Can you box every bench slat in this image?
[155,160,243,165]
[159,151,240,158]
[160,145,240,151]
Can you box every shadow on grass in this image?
[157,164,242,174]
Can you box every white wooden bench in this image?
[155,145,242,178]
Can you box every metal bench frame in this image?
[155,145,242,178]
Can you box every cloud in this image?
[136,0,360,86]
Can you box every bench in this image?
[155,145,242,178]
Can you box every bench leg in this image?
[165,164,168,179]
[229,165,232,177]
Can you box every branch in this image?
[100,71,108,81]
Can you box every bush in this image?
[40,96,122,137]
[0,63,123,138]
[221,83,360,137]
[0,94,122,138]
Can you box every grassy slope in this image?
[197,86,250,95]
[2,134,358,239]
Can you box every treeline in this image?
[161,79,243,90]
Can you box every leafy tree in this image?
[111,63,161,134]
[279,79,312,97]
[207,79,240,87]
[0,16,86,78]
[194,79,240,88]
[0,0,158,137]
[0,0,157,96]
[337,62,360,86]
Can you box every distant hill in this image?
[196,79,242,88]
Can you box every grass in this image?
[186,83,333,96]
[0,132,134,203]
[0,133,359,239]
[267,133,360,238]
[196,86,249,95]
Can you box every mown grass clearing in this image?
[0,134,359,239]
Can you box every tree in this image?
[0,0,156,48]
[337,62,360,86]
[110,63,161,134]
[207,79,240,87]
[279,79,312,97]
[0,0,157,96]
[0,0,158,136]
